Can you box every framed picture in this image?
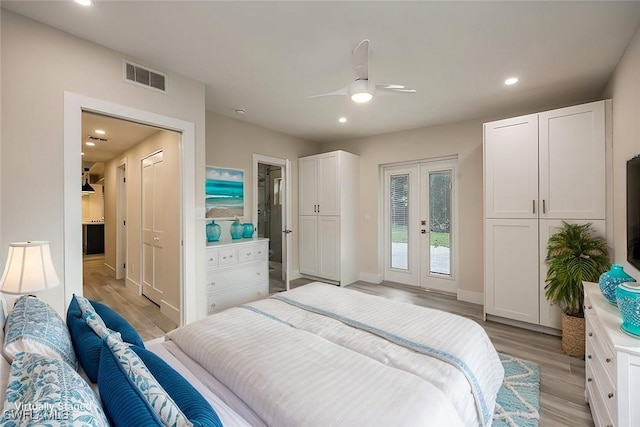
[205,166,245,219]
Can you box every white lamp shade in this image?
[0,241,60,295]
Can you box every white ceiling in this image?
[4,1,640,143]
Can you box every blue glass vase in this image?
[599,264,636,305]
[616,282,640,336]
[242,223,255,238]
[230,220,243,240]
[206,220,221,242]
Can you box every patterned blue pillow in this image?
[0,352,108,426]
[99,337,222,427]
[66,295,143,382]
[3,296,77,370]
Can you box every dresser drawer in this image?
[587,365,616,427]
[587,315,617,383]
[588,357,618,426]
[238,242,268,263]
[205,248,219,268]
[207,283,268,314]
[218,247,238,266]
[207,261,267,293]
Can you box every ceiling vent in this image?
[123,60,167,93]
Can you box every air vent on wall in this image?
[123,60,167,93]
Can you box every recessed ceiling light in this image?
[74,0,93,6]
[505,77,519,86]
[338,117,347,123]
[95,129,105,135]
[85,141,95,147]
[235,109,246,115]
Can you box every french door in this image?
[383,159,457,293]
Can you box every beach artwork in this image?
[205,166,244,219]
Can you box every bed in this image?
[0,282,503,426]
[152,282,505,427]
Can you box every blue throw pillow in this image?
[98,340,222,427]
[4,295,77,370]
[66,295,144,382]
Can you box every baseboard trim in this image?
[486,314,562,336]
[289,269,302,281]
[160,300,180,326]
[457,289,483,305]
[103,263,116,278]
[359,272,383,284]
[125,278,140,293]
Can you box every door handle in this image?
[283,229,292,234]
[314,204,317,213]
[542,199,546,214]
[532,200,536,214]
[421,229,427,234]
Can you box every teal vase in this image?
[206,220,221,242]
[230,220,243,240]
[616,283,640,336]
[242,223,255,238]
[599,264,636,305]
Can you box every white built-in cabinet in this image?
[298,150,359,286]
[484,100,610,330]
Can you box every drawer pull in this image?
[606,358,612,363]
[588,332,593,337]
[257,251,262,254]
[587,378,592,382]
[210,303,216,308]
[209,257,214,262]
[587,354,592,359]
[588,305,592,309]
[230,255,233,258]
[246,253,251,256]
[608,392,614,399]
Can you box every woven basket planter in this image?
[561,312,585,357]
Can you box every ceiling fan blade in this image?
[352,39,369,80]
[376,84,417,95]
[307,86,350,99]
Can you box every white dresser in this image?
[205,238,269,315]
[584,282,640,427]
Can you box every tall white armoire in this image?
[298,150,359,286]
[484,100,611,330]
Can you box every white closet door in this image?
[299,157,318,216]
[142,151,164,305]
[299,215,318,276]
[317,153,339,215]
[317,215,340,281]
[539,101,605,220]
[484,114,539,219]
[485,219,540,323]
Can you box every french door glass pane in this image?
[429,171,451,275]
[390,174,409,270]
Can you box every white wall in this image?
[323,119,485,297]
[1,11,206,316]
[602,25,640,275]
[205,112,319,274]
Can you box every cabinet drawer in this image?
[207,283,268,314]
[588,353,618,426]
[218,247,238,266]
[238,243,268,263]
[586,365,616,427]
[205,248,218,268]
[208,261,267,293]
[587,315,617,383]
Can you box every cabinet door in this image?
[318,216,340,280]
[539,101,605,220]
[299,156,318,216]
[539,219,606,329]
[484,114,539,219]
[485,219,540,323]
[299,215,318,276]
[317,153,339,215]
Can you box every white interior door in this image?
[420,161,457,293]
[142,151,164,305]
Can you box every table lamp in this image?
[0,241,60,294]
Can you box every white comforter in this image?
[167,282,504,427]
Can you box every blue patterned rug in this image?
[493,353,540,427]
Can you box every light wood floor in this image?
[82,260,592,426]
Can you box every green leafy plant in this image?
[544,222,610,317]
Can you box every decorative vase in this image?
[230,219,244,240]
[616,283,640,337]
[599,264,636,305]
[242,223,255,238]
[206,220,221,242]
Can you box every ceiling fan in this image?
[308,39,416,103]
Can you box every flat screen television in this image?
[628,156,640,270]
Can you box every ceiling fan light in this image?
[351,92,373,103]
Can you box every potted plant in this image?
[544,222,610,357]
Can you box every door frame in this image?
[64,92,197,325]
[252,154,292,291]
[115,161,127,280]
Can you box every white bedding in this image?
[167,282,504,427]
